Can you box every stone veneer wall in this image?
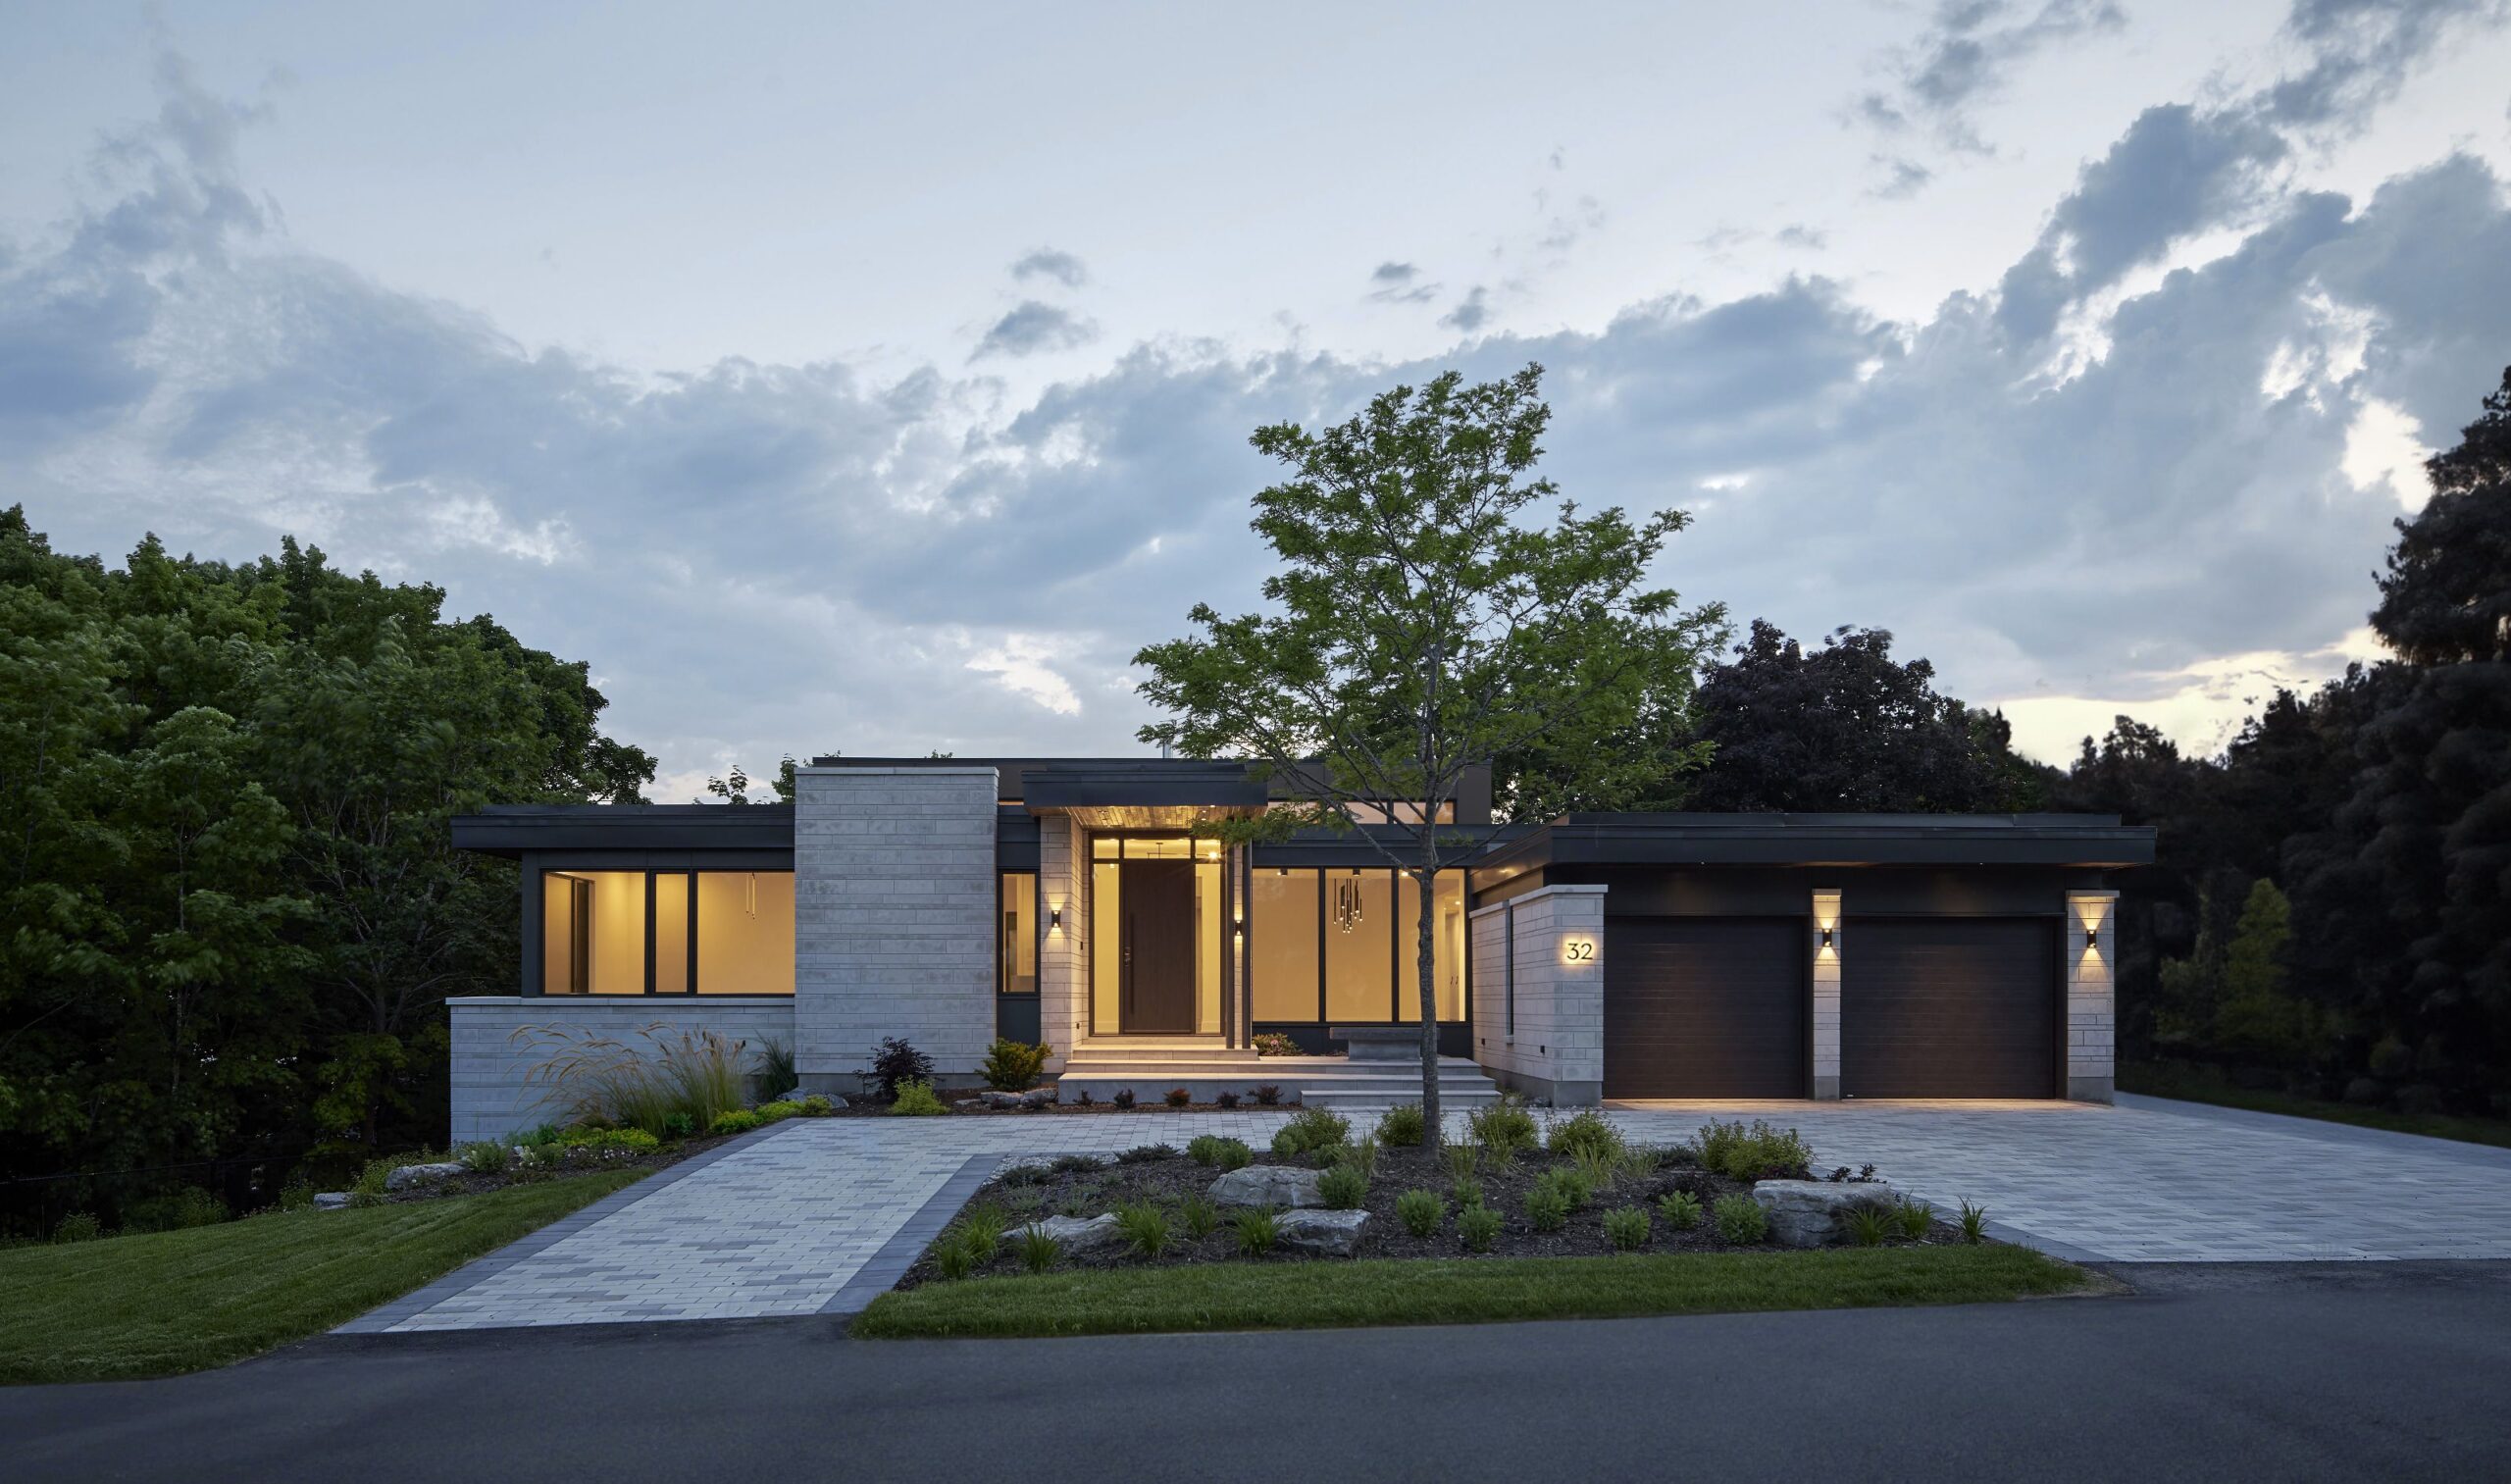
[446,997,797,1145]
[794,766,998,1094]
[1811,888,1842,1100]
[2066,890,2119,1102]
[1466,884,1607,1105]
[1037,811,1087,1070]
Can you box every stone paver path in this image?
[348,1098,2511,1333]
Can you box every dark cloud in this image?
[1438,287,1493,333]
[1009,247,1088,288]
[972,300,1099,359]
[1774,224,1829,250]
[1857,0,2127,162]
[1367,261,1437,304]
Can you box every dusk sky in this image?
[4,1,2508,800]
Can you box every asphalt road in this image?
[9,1261,2508,1483]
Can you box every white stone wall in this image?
[793,766,998,1091]
[2066,890,2119,1102]
[1811,888,1842,1100]
[1467,884,1608,1105]
[447,997,797,1145]
[1037,811,1087,1068]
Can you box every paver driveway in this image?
[344,1097,2511,1333]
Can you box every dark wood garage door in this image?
[1604,918,1804,1099]
[1842,918,2058,1099]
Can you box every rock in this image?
[384,1161,467,1192]
[1207,1164,1326,1209]
[1751,1179,1897,1248]
[314,1192,350,1210]
[769,1087,804,1104]
[980,1088,1053,1109]
[1033,1214,1125,1256]
[1274,1208,1373,1257]
[952,1098,988,1111]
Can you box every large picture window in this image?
[1249,866,1467,1024]
[539,867,794,996]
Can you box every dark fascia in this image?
[1250,824,1511,870]
[451,803,795,857]
[1475,812,2155,873]
[816,755,1491,824]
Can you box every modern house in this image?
[445,757,2153,1143]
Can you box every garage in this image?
[1603,917,1804,1099]
[1842,917,2059,1099]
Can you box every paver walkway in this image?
[344,1098,2511,1333]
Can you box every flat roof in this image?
[1477,812,2154,872]
[450,803,794,856]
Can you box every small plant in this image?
[981,1038,1053,1092]
[1604,1204,1653,1251]
[1115,1201,1172,1257]
[456,1141,512,1175]
[1075,1089,1096,1106]
[1319,1162,1369,1210]
[1713,1193,1768,1245]
[1843,1203,1894,1247]
[1018,1223,1061,1272]
[1190,1134,1253,1170]
[1451,1173,1484,1209]
[1112,1088,1137,1109]
[866,1037,936,1100]
[1442,1143,1477,1181]
[1397,1188,1446,1237]
[1164,1087,1192,1107]
[1546,1108,1624,1161]
[1234,1208,1280,1255]
[1117,1144,1176,1164]
[1571,1146,1619,1194]
[559,1126,661,1153]
[1896,1198,1933,1241]
[1658,1190,1704,1231]
[956,1206,1005,1262]
[889,1079,948,1116]
[1214,1091,1241,1109]
[53,1211,103,1244]
[1541,1166,1592,1210]
[708,1108,763,1136]
[1375,1102,1427,1148]
[516,1124,564,1148]
[663,1111,697,1139]
[1050,1153,1104,1173]
[1467,1098,1538,1154]
[1275,1106,1351,1155]
[1959,1200,1989,1244]
[1458,1203,1502,1253]
[932,1236,975,1281]
[797,1095,836,1116]
[756,1100,803,1121]
[1213,1138,1254,1171]
[1687,1118,1814,1181]
[1522,1183,1570,1233]
[1188,1134,1226,1165]
[279,1181,315,1212]
[753,1036,797,1102]
[1252,1084,1282,1105]
[1253,1032,1299,1056]
[1179,1195,1220,1241]
[1333,1137,1379,1179]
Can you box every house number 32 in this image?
[1563,939,1596,962]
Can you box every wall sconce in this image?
[1048,904,1063,932]
[1232,919,1245,942]
[1819,927,1835,951]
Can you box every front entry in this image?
[1120,858,1197,1033]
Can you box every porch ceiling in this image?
[1052,803,1259,831]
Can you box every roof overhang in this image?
[1477,812,2156,874]
[1021,761,1268,829]
[450,804,795,856]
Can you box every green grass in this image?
[2120,1062,2511,1151]
[853,1244,2089,1340]
[0,1171,645,1385]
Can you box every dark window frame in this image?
[535,867,794,997]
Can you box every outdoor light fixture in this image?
[1819,927,1835,950]
[1048,904,1063,931]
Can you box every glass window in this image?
[1000,872,1037,995]
[654,872,691,994]
[1251,868,1319,1021]
[1196,856,1222,1034]
[1392,872,1470,1022]
[1437,869,1466,1021]
[541,870,644,995]
[1091,858,1120,1033]
[696,871,794,995]
[1324,870,1392,1023]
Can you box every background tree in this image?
[1136,365,1726,1135]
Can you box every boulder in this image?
[1751,1180,1897,1248]
[1032,1214,1125,1256]
[980,1088,1054,1109]
[314,1192,350,1211]
[1274,1208,1373,1257]
[1207,1164,1326,1209]
[384,1161,467,1192]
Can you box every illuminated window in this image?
[1324,870,1393,1023]
[541,871,644,995]
[697,872,794,995]
[538,868,794,996]
[1000,872,1037,995]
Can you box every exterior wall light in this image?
[1819,927,1835,950]
[1048,904,1063,932]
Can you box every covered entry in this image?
[1603,917,1805,1098]
[1841,917,2058,1098]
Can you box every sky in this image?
[3,0,2508,801]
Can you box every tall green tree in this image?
[1135,365,1726,1134]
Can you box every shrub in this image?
[1252,1084,1282,1106]
[1000,1162,1051,1187]
[1332,1137,1379,1179]
[754,1037,797,1102]
[1275,1107,1351,1155]
[1180,1195,1221,1241]
[866,1037,936,1100]
[1712,1193,1768,1244]
[1319,1163,1369,1210]
[1896,1199,1933,1241]
[515,1123,564,1148]
[1396,1189,1446,1237]
[559,1126,660,1153]
[1188,1134,1228,1165]
[455,1141,512,1175]
[1212,1138,1254,1171]
[1112,1089,1137,1109]
[1546,1108,1624,1162]
[1658,1190,1704,1231]
[981,1038,1053,1092]
[1443,1143,1478,1180]
[1687,1118,1813,1181]
[1050,1153,1104,1174]
[889,1079,948,1116]
[932,1236,975,1281]
[1540,1166,1592,1211]
[1165,1087,1193,1107]
[279,1181,315,1212]
[53,1211,103,1244]
[1843,1203,1894,1247]
[1458,1203,1502,1253]
[1234,1208,1281,1255]
[1075,1090,1096,1106]
[797,1095,836,1116]
[663,1112,696,1139]
[1215,1091,1241,1108]
[1522,1184,1570,1233]
[1253,1033,1299,1057]
[1571,1147,1620,1194]
[516,1021,751,1138]
[1959,1201,1989,1244]
[1375,1102,1427,1148]
[1451,1173,1483,1209]
[955,1207,1005,1263]
[1604,1205,1652,1252]
[1115,1202,1172,1257]
[1017,1223,1061,1273]
[1467,1099,1538,1154]
[756,1100,803,1122]
[1117,1144,1176,1164]
[709,1108,763,1136]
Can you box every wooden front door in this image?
[1121,858,1197,1033]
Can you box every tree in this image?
[1135,365,1726,1136]
[2212,878,2323,1069]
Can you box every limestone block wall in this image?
[1037,811,1087,1070]
[1811,888,1842,1100]
[1467,884,1608,1105]
[2066,890,2119,1102]
[447,997,796,1145]
[793,766,998,1092]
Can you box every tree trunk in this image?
[1414,864,1441,1146]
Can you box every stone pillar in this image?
[1036,812,1087,1067]
[1811,888,1842,1100]
[2066,890,2119,1103]
[793,766,997,1094]
[1466,884,1607,1105]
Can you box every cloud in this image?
[1367,260,1437,304]
[1870,155,1935,199]
[1774,224,1829,250]
[1009,247,1088,288]
[1857,0,2127,161]
[1439,286,1493,333]
[972,300,1099,359]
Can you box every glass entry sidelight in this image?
[1090,835,1224,1035]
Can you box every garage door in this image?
[1604,918,1804,1099]
[1842,918,2058,1099]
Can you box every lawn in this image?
[853,1244,2091,1340]
[0,1170,644,1385]
[2120,1061,2511,1151]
